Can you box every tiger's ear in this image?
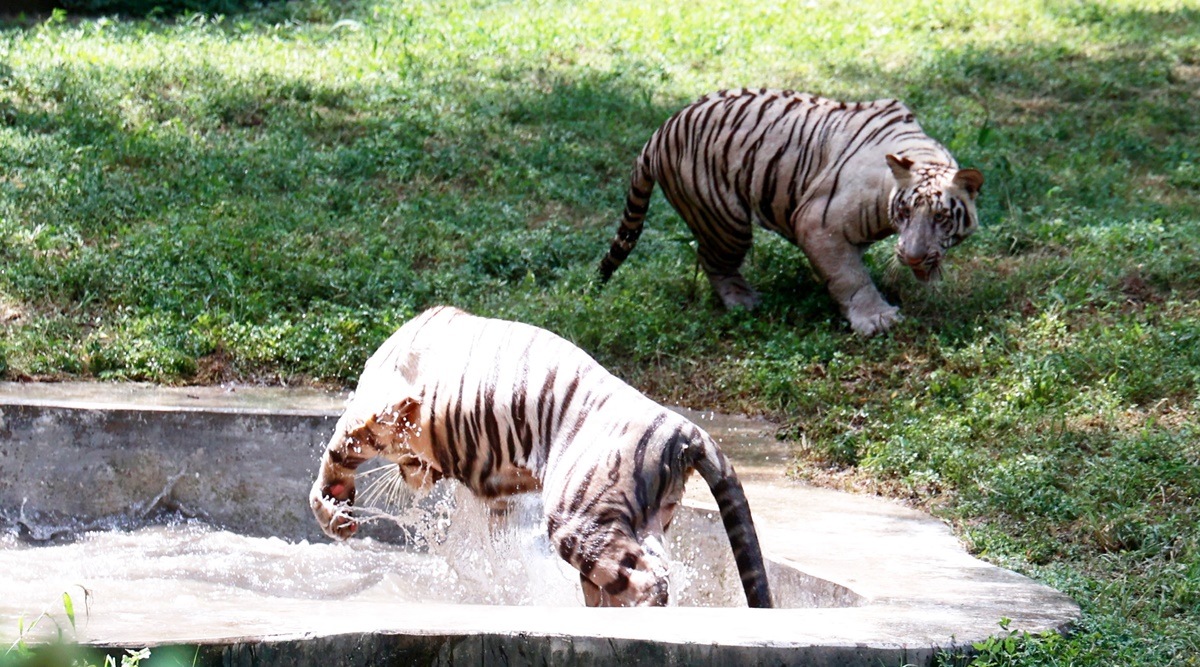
[953,168,984,199]
[346,396,421,445]
[371,396,421,432]
[885,154,915,186]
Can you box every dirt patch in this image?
[1119,272,1165,306]
[1172,64,1200,97]
[193,348,239,385]
[789,459,949,510]
[1,303,22,323]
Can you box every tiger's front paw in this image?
[847,303,902,337]
[310,480,359,540]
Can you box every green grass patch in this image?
[1,1,1198,664]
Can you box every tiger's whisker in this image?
[358,463,403,507]
[356,465,398,477]
[882,251,905,284]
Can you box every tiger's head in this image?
[310,395,440,540]
[886,154,984,282]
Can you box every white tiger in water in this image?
[310,306,772,608]
[600,88,985,336]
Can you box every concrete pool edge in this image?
[0,381,1080,666]
[87,628,966,667]
[81,630,958,667]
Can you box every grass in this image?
[0,589,161,667]
[1,1,1198,664]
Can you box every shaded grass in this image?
[1,1,1199,664]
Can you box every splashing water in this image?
[347,465,747,606]
[1,469,749,632]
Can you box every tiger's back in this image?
[311,306,772,608]
[600,88,983,336]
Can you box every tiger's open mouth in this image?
[903,257,942,283]
[902,249,945,281]
[910,263,943,283]
[311,481,359,540]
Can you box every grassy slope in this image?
[1,1,1198,664]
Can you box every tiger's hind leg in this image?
[577,534,670,607]
[579,574,604,607]
[577,554,665,607]
[683,204,760,310]
[698,233,760,310]
[551,519,670,607]
[707,272,761,310]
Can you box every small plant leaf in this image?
[118,647,153,666]
[976,121,994,148]
[63,592,76,631]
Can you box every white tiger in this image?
[600,88,985,336]
[310,306,773,608]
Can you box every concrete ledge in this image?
[0,382,1080,666]
[0,383,342,542]
[90,630,948,667]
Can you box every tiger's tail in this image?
[692,437,774,608]
[599,147,656,281]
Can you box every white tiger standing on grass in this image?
[310,305,773,608]
[599,88,985,336]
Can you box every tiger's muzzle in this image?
[310,477,359,540]
[901,251,943,283]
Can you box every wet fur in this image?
[310,306,773,608]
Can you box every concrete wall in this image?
[0,400,343,542]
[88,634,940,667]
